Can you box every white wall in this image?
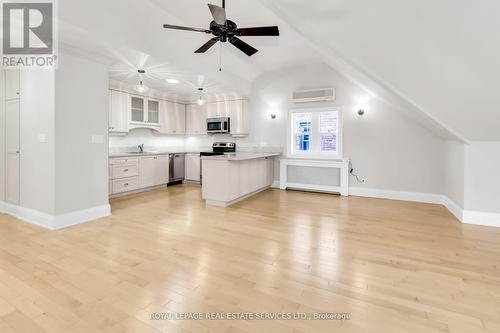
[19,70,56,215]
[464,142,500,214]
[239,63,446,194]
[55,52,109,215]
[444,141,465,208]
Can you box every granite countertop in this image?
[200,152,282,161]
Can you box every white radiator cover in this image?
[280,159,349,195]
[287,165,340,187]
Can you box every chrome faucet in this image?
[138,144,144,153]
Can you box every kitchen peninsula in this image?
[201,153,281,207]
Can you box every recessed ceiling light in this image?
[166,79,180,84]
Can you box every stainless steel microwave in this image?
[207,117,230,134]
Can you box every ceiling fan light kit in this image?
[197,87,205,105]
[163,0,279,57]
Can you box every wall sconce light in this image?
[270,113,277,120]
[357,109,365,116]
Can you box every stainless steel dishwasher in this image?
[168,153,185,185]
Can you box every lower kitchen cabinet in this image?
[139,155,169,188]
[109,155,169,196]
[185,153,201,182]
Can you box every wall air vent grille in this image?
[292,88,336,103]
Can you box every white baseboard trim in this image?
[442,196,463,221]
[0,202,111,230]
[54,204,111,230]
[349,187,443,204]
[462,210,500,228]
[271,180,280,189]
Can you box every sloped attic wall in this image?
[238,62,446,195]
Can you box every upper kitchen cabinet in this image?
[159,101,186,135]
[227,99,249,137]
[186,104,207,135]
[186,99,249,137]
[129,95,160,130]
[206,101,229,118]
[147,99,160,124]
[109,90,129,133]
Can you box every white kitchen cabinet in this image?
[160,101,186,135]
[202,154,276,207]
[112,176,139,194]
[185,153,201,182]
[227,99,249,137]
[147,99,160,124]
[206,101,229,118]
[130,95,145,123]
[194,99,249,137]
[186,104,207,135]
[129,95,160,128]
[154,155,169,185]
[5,70,20,100]
[109,90,129,132]
[139,155,169,188]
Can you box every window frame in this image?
[286,107,343,160]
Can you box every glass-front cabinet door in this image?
[131,96,145,122]
[147,100,160,124]
[130,96,160,126]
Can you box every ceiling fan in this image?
[163,0,280,56]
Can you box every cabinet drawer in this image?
[112,157,138,166]
[112,176,138,194]
[113,164,138,179]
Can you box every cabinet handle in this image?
[124,183,129,186]
[124,169,128,172]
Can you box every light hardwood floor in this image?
[1,184,500,333]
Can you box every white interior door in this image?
[5,70,20,100]
[5,99,20,204]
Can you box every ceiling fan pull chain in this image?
[219,43,223,72]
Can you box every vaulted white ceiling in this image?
[58,0,499,141]
[58,0,318,99]
[261,0,500,141]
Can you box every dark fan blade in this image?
[208,4,226,25]
[195,37,219,53]
[229,37,258,56]
[237,26,280,36]
[163,24,211,33]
